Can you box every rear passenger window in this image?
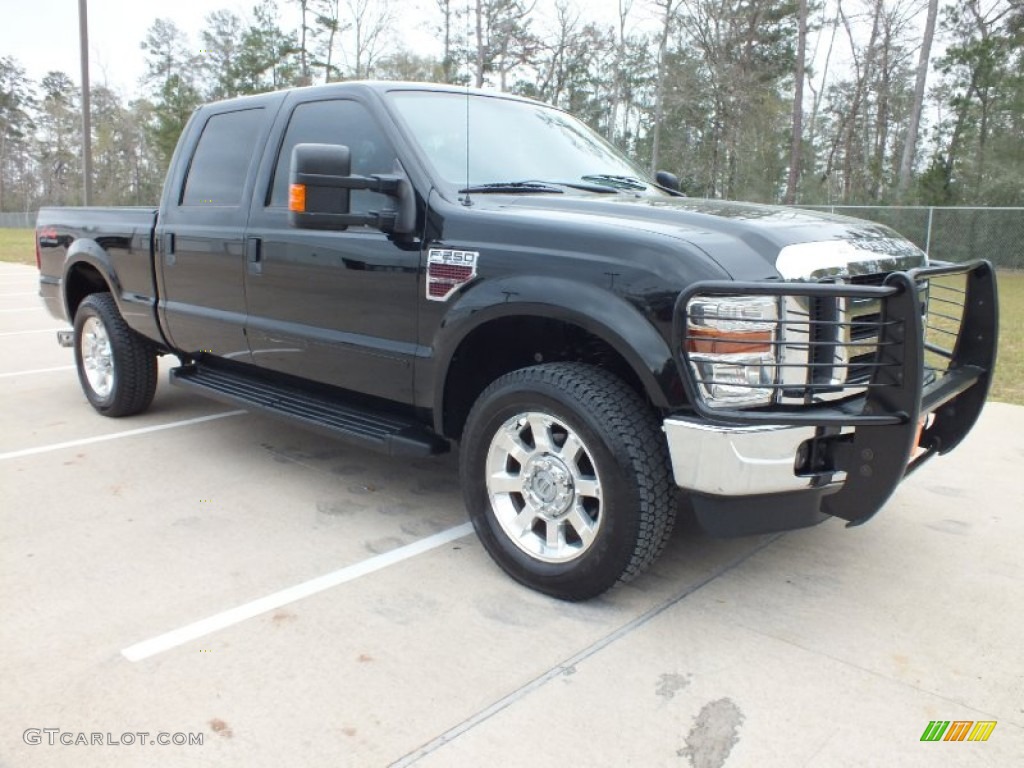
[181,109,264,207]
[269,100,396,211]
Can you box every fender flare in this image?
[61,239,123,319]
[430,275,682,427]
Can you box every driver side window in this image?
[269,99,397,214]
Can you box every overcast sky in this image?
[0,0,444,96]
[3,0,903,119]
[3,0,236,93]
[1,0,642,98]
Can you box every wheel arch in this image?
[432,277,682,439]
[62,240,121,321]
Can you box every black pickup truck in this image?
[37,82,998,600]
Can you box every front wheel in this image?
[459,363,676,601]
[73,292,158,417]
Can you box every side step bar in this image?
[170,364,449,457]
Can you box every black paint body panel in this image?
[36,82,922,431]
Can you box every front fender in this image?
[431,275,683,419]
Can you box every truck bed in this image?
[37,206,160,336]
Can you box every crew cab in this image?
[36,82,999,600]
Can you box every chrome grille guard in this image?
[671,260,998,525]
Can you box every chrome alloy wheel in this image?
[80,316,114,399]
[485,412,603,563]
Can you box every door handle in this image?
[163,233,176,267]
[246,236,263,276]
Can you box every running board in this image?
[170,364,448,457]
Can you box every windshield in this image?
[386,90,662,195]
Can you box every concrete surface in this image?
[1,260,1021,767]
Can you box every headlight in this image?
[685,295,780,408]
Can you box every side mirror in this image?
[288,143,414,233]
[655,170,681,192]
[290,143,353,228]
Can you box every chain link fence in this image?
[0,212,37,228]
[797,206,1024,270]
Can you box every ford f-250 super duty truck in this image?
[37,82,999,600]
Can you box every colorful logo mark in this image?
[920,720,996,742]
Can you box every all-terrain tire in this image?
[73,292,158,417]
[459,362,676,601]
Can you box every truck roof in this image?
[198,81,544,113]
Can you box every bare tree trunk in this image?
[474,0,485,87]
[649,0,678,173]
[709,97,724,198]
[808,4,839,181]
[976,92,991,195]
[322,0,340,82]
[298,0,310,81]
[326,30,336,81]
[896,0,937,199]
[437,0,454,83]
[872,25,892,201]
[0,132,6,210]
[354,22,363,78]
[538,1,573,104]
[608,0,632,143]
[838,0,882,201]
[784,0,808,204]
[344,0,393,80]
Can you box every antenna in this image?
[463,88,472,207]
[462,0,472,207]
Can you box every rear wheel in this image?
[460,363,676,600]
[73,292,158,417]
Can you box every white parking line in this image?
[0,410,246,461]
[0,329,62,337]
[0,292,38,297]
[0,365,75,378]
[0,307,41,313]
[121,522,474,662]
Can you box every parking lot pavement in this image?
[1,260,1022,767]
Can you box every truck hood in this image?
[493,194,927,280]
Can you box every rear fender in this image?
[62,239,122,319]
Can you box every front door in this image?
[243,97,420,404]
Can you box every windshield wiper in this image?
[542,180,618,194]
[459,180,618,195]
[580,174,649,191]
[459,181,565,194]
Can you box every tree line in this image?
[0,0,1021,213]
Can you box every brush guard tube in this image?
[669,260,998,528]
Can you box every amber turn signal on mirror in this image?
[289,184,306,212]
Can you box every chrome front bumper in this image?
[663,417,821,496]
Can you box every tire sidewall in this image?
[73,298,117,412]
[461,375,644,599]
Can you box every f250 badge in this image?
[426,248,479,301]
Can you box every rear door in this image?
[243,95,421,404]
[156,103,274,357]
